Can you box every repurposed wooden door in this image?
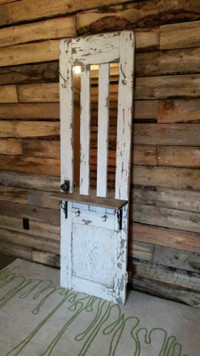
[58,31,135,304]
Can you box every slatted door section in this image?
[60,31,135,199]
[60,31,135,304]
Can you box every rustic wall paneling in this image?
[0,0,200,306]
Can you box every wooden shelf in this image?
[50,189,127,210]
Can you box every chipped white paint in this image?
[59,31,135,304]
[113,203,129,304]
[80,65,91,195]
[97,63,110,197]
[60,201,72,289]
[115,31,135,200]
[72,32,120,65]
[60,202,128,303]
[60,39,74,193]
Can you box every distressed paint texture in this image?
[59,32,135,303]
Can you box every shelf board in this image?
[50,189,127,210]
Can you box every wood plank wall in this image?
[0,0,200,306]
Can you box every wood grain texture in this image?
[0,40,59,67]
[0,16,76,48]
[22,140,60,158]
[134,124,200,146]
[32,250,60,267]
[132,203,200,233]
[17,83,59,102]
[0,170,59,191]
[160,20,200,50]
[0,155,60,175]
[0,0,130,25]
[135,74,200,99]
[0,227,59,254]
[131,223,200,253]
[76,1,200,35]
[0,138,22,155]
[154,246,200,273]
[133,166,200,190]
[0,214,60,240]
[0,103,59,119]
[0,240,32,260]
[158,146,200,168]
[0,61,59,86]
[0,121,60,138]
[136,47,200,77]
[158,99,200,123]
[0,201,59,225]
[132,187,200,213]
[0,186,27,204]
[0,85,17,103]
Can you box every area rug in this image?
[0,259,199,356]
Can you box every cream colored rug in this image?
[0,259,199,356]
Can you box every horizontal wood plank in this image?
[0,138,22,155]
[76,2,200,36]
[154,245,200,273]
[158,99,200,123]
[160,20,200,50]
[0,170,59,191]
[0,15,76,48]
[158,146,200,168]
[0,103,59,119]
[0,0,130,26]
[0,61,58,86]
[132,186,200,213]
[0,186,27,204]
[0,240,31,260]
[0,155,60,175]
[0,227,59,254]
[0,40,59,67]
[0,214,60,240]
[133,166,200,190]
[135,74,200,100]
[0,121,60,138]
[32,250,60,267]
[0,201,59,225]
[134,124,200,146]
[22,140,60,158]
[0,85,17,103]
[27,189,59,209]
[136,47,200,77]
[132,203,200,233]
[131,223,200,253]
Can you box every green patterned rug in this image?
[0,259,199,356]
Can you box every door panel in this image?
[72,223,115,286]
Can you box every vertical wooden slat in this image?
[60,39,74,192]
[97,63,110,197]
[80,65,91,195]
[115,31,135,200]
[60,201,72,289]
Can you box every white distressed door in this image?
[59,31,135,304]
